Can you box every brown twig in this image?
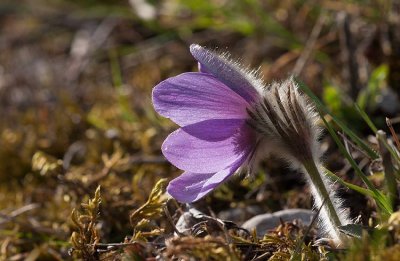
[292,197,327,260]
[292,13,327,76]
[338,12,361,99]
[0,203,40,226]
[66,17,118,83]
[164,205,185,237]
[386,117,400,151]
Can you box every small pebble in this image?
[241,208,315,236]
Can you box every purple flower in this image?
[152,44,321,204]
[152,44,262,203]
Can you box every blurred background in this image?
[0,0,399,259]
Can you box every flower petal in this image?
[167,172,216,203]
[152,72,249,126]
[181,119,247,141]
[190,44,260,103]
[167,153,247,202]
[162,119,255,173]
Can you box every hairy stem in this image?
[302,159,347,244]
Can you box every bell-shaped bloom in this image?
[152,44,264,202]
[152,44,320,203]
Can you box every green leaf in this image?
[338,224,371,239]
[323,85,342,116]
[357,64,388,110]
[109,49,137,123]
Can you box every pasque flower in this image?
[153,44,350,245]
[153,44,261,203]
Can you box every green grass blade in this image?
[354,103,378,133]
[377,131,399,208]
[109,49,137,123]
[324,167,374,198]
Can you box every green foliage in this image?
[70,186,102,260]
[303,77,400,224]
[130,178,168,241]
[357,64,388,111]
[308,65,400,219]
[308,89,393,222]
[109,49,137,123]
[323,85,343,117]
[322,64,389,132]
